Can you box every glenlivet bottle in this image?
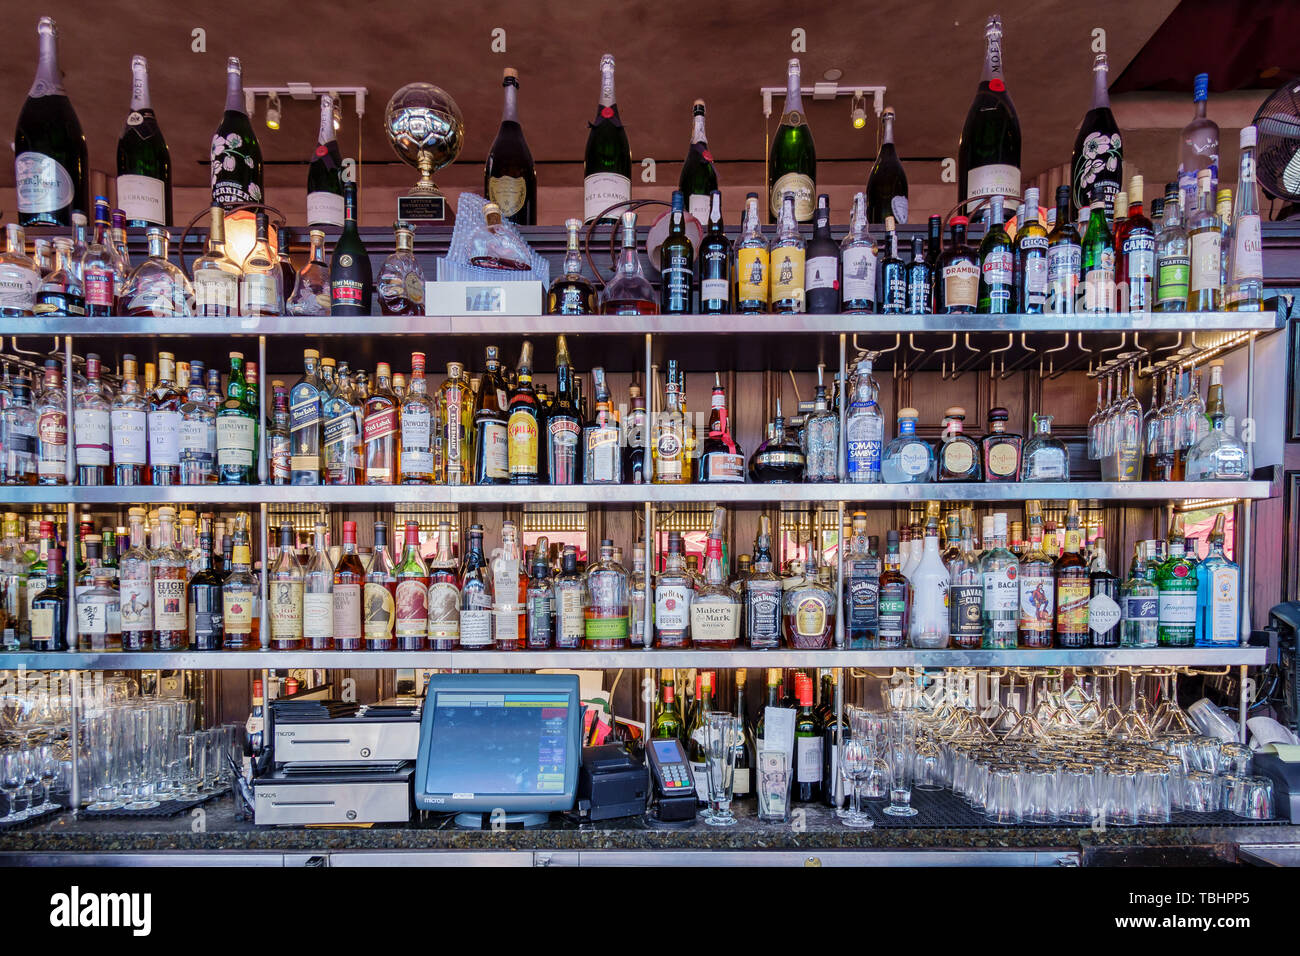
[485,68,537,225]
[116,55,171,229]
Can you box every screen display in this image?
[652,739,683,763]
[422,691,569,796]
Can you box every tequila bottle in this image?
[1019,414,1069,481]
[585,539,629,650]
[938,406,982,481]
[1120,541,1159,647]
[628,542,648,647]
[1196,513,1240,646]
[1185,360,1249,480]
[881,408,934,483]
[980,406,1022,481]
[947,508,982,649]
[1155,515,1198,647]
[802,364,839,482]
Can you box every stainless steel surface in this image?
[253,777,413,825]
[1237,843,1300,867]
[273,719,420,763]
[571,849,1081,866]
[1,646,1270,670]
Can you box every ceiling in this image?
[0,0,1278,201]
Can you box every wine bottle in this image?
[679,99,718,226]
[957,15,1021,210]
[116,55,172,229]
[804,194,840,314]
[329,183,373,315]
[697,190,731,314]
[306,94,345,229]
[867,106,908,225]
[210,57,263,208]
[485,68,537,226]
[659,191,694,315]
[583,54,631,223]
[768,58,816,223]
[1070,53,1122,221]
[14,17,88,227]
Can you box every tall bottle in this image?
[1053,501,1090,648]
[210,57,263,208]
[907,516,950,649]
[330,182,373,315]
[1081,202,1116,313]
[769,58,816,223]
[1018,505,1054,648]
[1046,184,1081,313]
[15,18,87,227]
[978,195,1013,313]
[1177,73,1219,224]
[333,521,365,651]
[1155,184,1190,312]
[392,521,429,651]
[805,194,840,314]
[679,100,719,226]
[1070,53,1122,220]
[1013,187,1049,313]
[216,351,257,485]
[507,341,541,484]
[306,93,345,229]
[660,191,694,314]
[938,216,978,313]
[192,206,241,316]
[1196,513,1240,646]
[770,192,806,313]
[1155,515,1198,647]
[583,54,631,223]
[546,336,582,484]
[866,106,909,225]
[1115,175,1156,312]
[841,192,877,313]
[1187,169,1222,311]
[485,68,537,225]
[1225,126,1263,311]
[957,15,1021,209]
[116,55,171,229]
[697,191,731,314]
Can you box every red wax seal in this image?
[601,107,614,119]
[1006,566,1017,580]
[702,150,714,163]
[314,145,328,158]
[990,79,1006,92]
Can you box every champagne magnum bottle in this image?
[679,99,719,226]
[14,17,88,227]
[485,68,537,225]
[210,57,263,208]
[306,94,345,229]
[1070,52,1122,221]
[583,54,631,223]
[116,55,172,229]
[867,107,908,225]
[768,58,816,223]
[957,15,1021,209]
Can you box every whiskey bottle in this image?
[653,359,689,484]
[427,521,460,650]
[333,520,366,650]
[843,513,879,648]
[690,508,741,649]
[362,362,399,484]
[302,522,334,651]
[269,523,304,651]
[192,206,241,316]
[459,525,493,650]
[267,383,291,484]
[399,352,436,483]
[393,521,430,651]
[654,532,693,648]
[660,191,694,314]
[187,530,223,651]
[547,219,597,315]
[221,515,258,650]
[745,517,783,650]
[491,520,526,649]
[215,352,256,485]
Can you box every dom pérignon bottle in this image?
[116,55,172,229]
[957,15,1021,210]
[329,183,372,315]
[768,58,816,223]
[1070,52,1122,221]
[679,99,718,226]
[583,54,631,223]
[307,93,345,229]
[14,17,88,227]
[210,57,264,208]
[867,106,908,225]
[485,68,537,225]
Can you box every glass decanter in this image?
[1019,413,1069,481]
[377,220,426,315]
[122,227,194,317]
[286,229,330,316]
[466,202,532,271]
[1185,360,1249,480]
[600,210,658,314]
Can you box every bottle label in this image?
[841,246,877,304]
[487,176,528,218]
[583,172,631,222]
[116,174,166,225]
[745,582,782,644]
[662,250,693,306]
[507,410,539,477]
[1056,577,1090,636]
[1230,214,1263,286]
[949,583,983,640]
[395,579,429,638]
[805,255,838,293]
[654,584,692,632]
[0,262,40,311]
[363,406,398,445]
[687,193,712,227]
[1190,231,1222,293]
[702,451,745,482]
[1047,243,1081,285]
[401,405,433,476]
[770,173,815,221]
[770,247,805,309]
[690,601,739,644]
[548,417,581,483]
[986,442,1019,478]
[942,261,979,308]
[1158,254,1190,306]
[585,614,628,643]
[981,248,1013,298]
[967,164,1020,201]
[36,409,66,475]
[736,248,770,304]
[1088,591,1122,635]
[427,581,460,639]
[83,267,115,309]
[241,273,279,312]
[1123,594,1158,623]
[76,600,108,636]
[1208,566,1239,644]
[222,585,253,635]
[478,421,508,480]
[796,735,823,784]
[1158,591,1197,625]
[14,152,73,214]
[942,440,975,476]
[147,409,181,466]
[290,392,321,433]
[73,408,110,467]
[361,582,394,639]
[1018,571,1054,636]
[878,584,907,647]
[303,592,333,639]
[1122,233,1156,309]
[270,580,303,637]
[333,583,363,640]
[897,439,931,477]
[306,190,345,228]
[584,426,620,483]
[30,607,53,642]
[193,271,239,315]
[700,277,729,304]
[120,575,152,631]
[793,596,827,639]
[846,404,883,479]
[459,607,492,648]
[152,577,187,631]
[556,587,584,647]
[216,416,256,467]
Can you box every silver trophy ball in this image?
[384,82,465,195]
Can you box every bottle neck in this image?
[30,22,64,97]
[130,57,151,111]
[598,59,616,108]
[691,109,707,145]
[224,60,245,114]
[502,80,519,123]
[318,96,334,145]
[1092,55,1110,109]
[982,23,1006,87]
[784,61,803,117]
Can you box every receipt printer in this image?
[1253,751,1300,822]
[575,744,647,821]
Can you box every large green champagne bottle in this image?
[14,17,88,227]
[582,54,631,224]
[116,55,172,228]
[210,57,264,209]
[485,68,537,226]
[957,15,1021,211]
[768,57,816,224]
[678,99,718,226]
[307,94,345,229]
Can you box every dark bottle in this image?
[524,540,553,649]
[1070,53,1122,221]
[659,191,694,314]
[1088,535,1121,648]
[458,524,493,650]
[679,100,719,226]
[116,55,171,229]
[748,399,805,483]
[804,194,841,315]
[981,407,1023,481]
[977,195,1014,314]
[1115,175,1156,313]
[583,54,631,224]
[768,58,816,224]
[188,531,224,650]
[506,341,541,485]
[485,68,536,226]
[697,190,731,314]
[792,673,823,803]
[820,670,850,808]
[472,346,509,485]
[209,57,263,208]
[937,216,979,313]
[957,15,1021,211]
[624,383,648,484]
[877,530,908,649]
[329,182,373,315]
[905,236,931,314]
[1013,187,1049,313]
[732,670,753,799]
[867,106,909,225]
[29,548,67,651]
[277,228,296,299]
[307,94,345,229]
[1046,184,1082,314]
[652,671,684,740]
[938,406,983,481]
[878,217,906,314]
[15,18,88,227]
[546,219,597,315]
[697,373,745,483]
[547,335,582,485]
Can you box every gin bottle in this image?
[802,364,839,482]
[1155,515,1197,647]
[1120,542,1158,647]
[1195,512,1239,646]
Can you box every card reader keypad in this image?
[664,765,691,790]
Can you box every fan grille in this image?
[1255,81,1300,200]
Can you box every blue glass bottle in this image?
[881,408,935,483]
[1195,513,1240,646]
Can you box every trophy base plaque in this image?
[398,193,454,224]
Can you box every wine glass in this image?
[0,750,23,822]
[36,743,58,812]
[840,710,875,829]
[1087,375,1106,459]
[19,746,40,817]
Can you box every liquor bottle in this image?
[1185,360,1249,480]
[144,351,182,485]
[210,57,263,208]
[660,191,694,314]
[736,193,770,314]
[770,192,806,313]
[938,216,979,313]
[33,237,83,316]
[547,219,597,315]
[285,228,327,315]
[978,513,1018,649]
[679,100,719,226]
[980,407,1022,481]
[786,558,836,650]
[574,366,617,484]
[1084,535,1121,648]
[803,365,839,482]
[237,212,281,315]
[623,382,648,484]
[28,548,67,652]
[629,542,649,646]
[1081,202,1116,313]
[1018,504,1054,648]
[389,521,428,651]
[377,221,425,316]
[652,671,684,740]
[330,182,373,315]
[697,191,731,314]
[1187,169,1222,311]
[844,351,884,484]
[947,509,982,649]
[149,506,188,651]
[354,521,392,649]
[109,355,145,485]
[654,532,694,649]
[585,539,629,650]
[122,227,192,317]
[1012,187,1049,313]
[865,106,909,224]
[1045,185,1081,314]
[116,55,171,229]
[1114,175,1156,313]
[524,538,553,649]
[600,212,657,314]
[907,516,950,649]
[842,515,878,648]
[285,349,321,485]
[34,360,67,487]
[361,362,399,484]
[804,194,840,314]
[836,192,877,313]
[1053,502,1089,648]
[903,236,930,314]
[769,58,816,223]
[1070,53,1122,219]
[191,206,241,316]
[301,522,333,651]
[697,373,745,483]
[583,54,631,223]
[792,673,823,802]
[652,360,688,484]
[1155,515,1197,647]
[749,399,805,482]
[219,515,257,650]
[878,217,906,314]
[743,517,783,650]
[732,670,753,799]
[1155,184,1190,312]
[0,374,37,486]
[80,199,122,317]
[489,520,525,650]
[1195,513,1239,646]
[1225,126,1264,311]
[71,354,110,485]
[881,408,935,483]
[1177,73,1219,222]
[549,545,582,650]
[978,195,1014,314]
[322,360,361,485]
[1019,414,1069,481]
[686,670,716,799]
[1120,541,1159,647]
[180,529,221,651]
[458,525,493,650]
[506,341,541,484]
[14,18,87,227]
[269,523,303,651]
[216,352,257,484]
[958,15,1021,209]
[326,520,363,651]
[306,94,345,229]
[483,68,537,225]
[421,521,458,650]
[691,510,741,649]
[394,352,435,483]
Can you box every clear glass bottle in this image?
[1019,414,1069,481]
[179,361,216,485]
[286,228,329,316]
[490,520,525,650]
[1195,513,1239,646]
[268,522,303,650]
[1,375,37,485]
[80,198,126,316]
[1225,126,1263,311]
[974,514,1016,649]
[653,359,688,484]
[150,506,189,651]
[584,538,629,650]
[1177,73,1219,221]
[301,521,334,651]
[840,191,877,313]
[1185,360,1249,480]
[0,514,29,651]
[549,545,583,651]
[75,569,120,652]
[906,515,950,648]
[770,191,806,314]
[146,351,183,486]
[466,201,532,271]
[34,359,67,486]
[802,364,840,482]
[0,224,40,317]
[123,228,193,316]
[1187,168,1222,311]
[599,211,657,314]
[654,531,693,648]
[582,367,623,484]
[34,237,84,315]
[1053,501,1090,648]
[378,220,426,316]
[690,508,741,649]
[118,507,152,651]
[881,408,935,483]
[524,537,554,649]
[736,192,770,314]
[548,218,598,315]
[843,351,884,483]
[238,212,282,316]
[191,205,241,316]
[458,524,493,650]
[399,352,436,484]
[784,557,836,650]
[628,542,648,647]
[1120,541,1159,647]
[220,514,258,650]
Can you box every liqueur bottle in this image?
[1115,175,1156,312]
[583,54,631,223]
[768,58,816,223]
[330,182,373,315]
[581,367,621,484]
[697,190,731,314]
[938,406,982,482]
[377,221,425,316]
[1053,501,1090,648]
[1155,184,1190,312]
[333,521,366,651]
[697,373,745,483]
[547,219,597,315]
[660,191,694,314]
[1080,202,1116,313]
[15,18,88,227]
[736,193,770,314]
[1070,52,1122,219]
[1013,187,1049,313]
[980,407,1022,482]
[552,546,585,650]
[29,549,67,652]
[507,341,541,484]
[469,352,505,485]
[957,15,1021,209]
[867,106,908,225]
[210,57,263,208]
[1225,126,1264,311]
[116,55,171,228]
[1046,184,1081,313]
[841,192,878,313]
[805,194,840,314]
[485,68,537,225]
[749,399,805,483]
[937,216,978,313]
[679,100,719,226]
[1018,504,1054,648]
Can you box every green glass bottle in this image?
[1155,514,1198,647]
[116,55,172,229]
[329,182,373,316]
[652,670,684,740]
[678,100,718,226]
[1081,201,1116,313]
[659,191,694,314]
[767,58,816,224]
[977,194,1013,313]
[306,94,345,229]
[14,18,88,227]
[216,351,257,485]
[209,57,263,208]
[582,54,631,224]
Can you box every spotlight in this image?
[330,91,342,132]
[850,91,867,130]
[265,91,281,130]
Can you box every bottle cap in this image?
[994,512,1008,535]
[950,215,969,227]
[1241,125,1257,149]
[988,406,1009,422]
[945,405,966,420]
[898,406,918,419]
